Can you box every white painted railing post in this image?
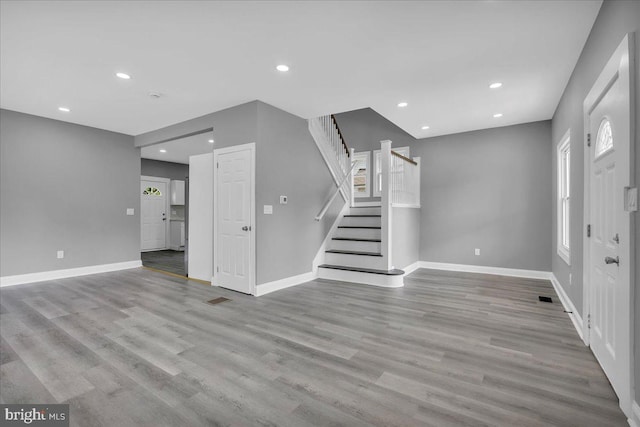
[380,140,393,270]
[349,148,355,207]
[413,157,421,207]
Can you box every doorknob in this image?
[242,226,249,231]
[604,256,619,265]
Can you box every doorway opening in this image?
[140,129,214,278]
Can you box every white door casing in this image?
[140,177,169,251]
[213,143,256,295]
[583,33,634,418]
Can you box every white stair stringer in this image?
[308,118,349,202]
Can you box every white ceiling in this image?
[1,1,601,139]
[141,132,214,164]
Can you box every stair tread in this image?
[344,215,381,217]
[338,226,381,229]
[326,250,382,257]
[319,264,404,276]
[332,237,381,242]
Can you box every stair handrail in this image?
[315,160,359,221]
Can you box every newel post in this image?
[380,140,393,270]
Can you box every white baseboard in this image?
[550,274,585,344]
[417,261,552,280]
[255,271,317,297]
[630,401,640,427]
[168,245,184,251]
[0,260,142,287]
[401,261,420,275]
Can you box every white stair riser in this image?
[341,216,382,227]
[330,240,381,252]
[325,253,386,270]
[335,228,381,240]
[318,268,404,288]
[349,207,381,215]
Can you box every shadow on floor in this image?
[141,250,186,276]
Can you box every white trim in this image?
[556,129,571,266]
[550,274,585,343]
[353,201,381,207]
[141,175,171,251]
[318,267,404,288]
[391,203,421,209]
[0,260,142,287]
[417,261,552,280]
[401,261,420,276]
[213,142,257,295]
[629,401,640,427]
[312,202,351,273]
[582,33,634,418]
[255,271,317,296]
[352,151,371,198]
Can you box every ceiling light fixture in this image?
[58,107,70,112]
[493,113,503,118]
[421,125,430,130]
[276,64,289,72]
[159,149,167,153]
[397,102,408,108]
[116,72,131,80]
[208,139,214,143]
[489,82,502,89]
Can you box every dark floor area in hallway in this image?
[141,249,186,276]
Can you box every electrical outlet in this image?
[57,250,64,259]
[263,205,273,215]
[474,248,480,256]
[126,208,135,216]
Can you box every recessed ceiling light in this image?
[208,139,214,143]
[116,72,131,80]
[159,149,167,153]
[421,125,430,130]
[397,102,408,108]
[489,82,502,89]
[276,64,289,72]
[493,113,503,118]
[58,107,70,112]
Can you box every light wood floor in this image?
[0,268,627,426]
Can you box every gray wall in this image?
[0,109,140,276]
[550,0,640,406]
[141,159,188,181]
[256,102,342,284]
[412,121,553,271]
[391,207,420,270]
[135,100,341,285]
[333,108,553,272]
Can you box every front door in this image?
[585,34,632,415]
[215,145,254,294]
[141,179,167,251]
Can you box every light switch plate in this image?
[264,205,273,214]
[280,195,288,205]
[126,208,135,216]
[625,187,638,212]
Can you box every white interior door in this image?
[215,145,254,294]
[141,180,167,251]
[585,34,632,415]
